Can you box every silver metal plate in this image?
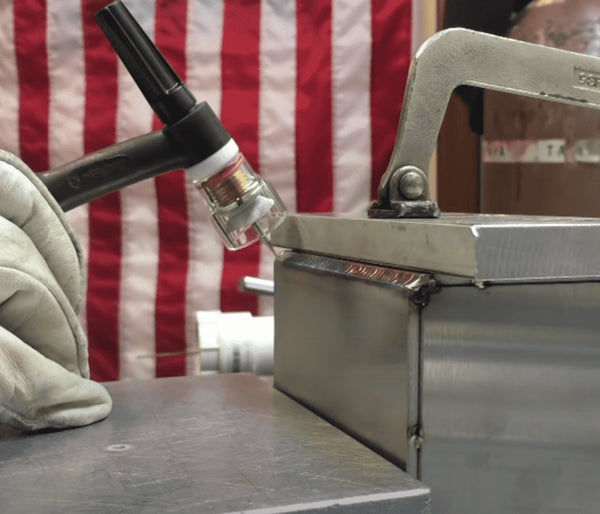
[274,253,425,472]
[271,213,600,282]
[421,281,600,513]
[0,374,430,514]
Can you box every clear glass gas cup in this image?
[194,152,287,250]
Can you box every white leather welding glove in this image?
[0,150,112,431]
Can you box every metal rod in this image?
[238,276,275,296]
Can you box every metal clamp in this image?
[370,28,600,218]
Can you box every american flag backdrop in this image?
[0,0,412,381]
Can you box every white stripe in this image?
[186,0,224,113]
[116,1,158,380]
[0,2,19,155]
[332,0,372,215]
[48,0,85,167]
[258,0,298,315]
[185,0,226,374]
[47,0,89,331]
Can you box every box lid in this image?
[271,213,600,283]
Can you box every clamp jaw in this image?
[370,28,600,219]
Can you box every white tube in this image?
[196,310,274,375]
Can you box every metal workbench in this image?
[0,374,430,513]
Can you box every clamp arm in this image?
[370,28,600,218]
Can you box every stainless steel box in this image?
[272,213,600,513]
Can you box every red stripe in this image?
[154,0,189,377]
[295,0,333,213]
[82,0,121,381]
[14,1,49,171]
[219,0,262,315]
[370,0,412,199]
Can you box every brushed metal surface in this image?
[271,213,600,282]
[273,246,600,511]
[421,282,600,513]
[274,252,426,470]
[0,374,431,514]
